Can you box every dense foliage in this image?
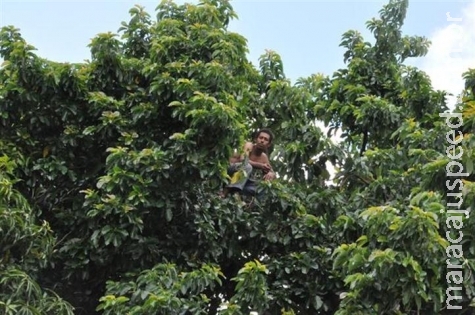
[1,0,475,314]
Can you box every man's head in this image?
[254,128,274,148]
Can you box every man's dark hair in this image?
[255,128,274,144]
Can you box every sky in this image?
[0,0,474,107]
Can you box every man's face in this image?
[256,132,271,147]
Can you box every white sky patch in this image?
[417,2,475,109]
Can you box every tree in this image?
[1,0,475,314]
[315,1,475,313]
[0,147,74,314]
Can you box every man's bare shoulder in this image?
[260,152,269,162]
[243,142,253,153]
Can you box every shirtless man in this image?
[224,128,276,197]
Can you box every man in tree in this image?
[223,128,276,197]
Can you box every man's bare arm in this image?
[229,152,241,163]
[229,142,253,163]
[260,154,276,180]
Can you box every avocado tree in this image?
[315,0,475,313]
[0,146,74,314]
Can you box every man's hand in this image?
[263,171,276,181]
[230,152,244,164]
[249,160,268,170]
[261,163,272,172]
